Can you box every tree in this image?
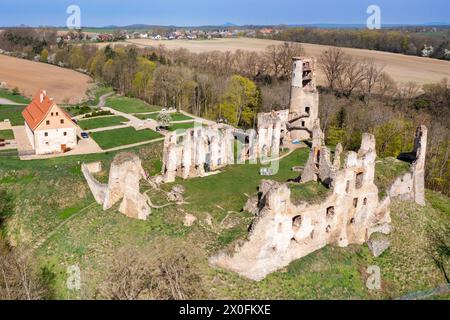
[218,75,260,128]
[40,48,48,63]
[319,47,347,92]
[361,59,385,106]
[156,111,172,129]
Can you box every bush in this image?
[0,188,13,225]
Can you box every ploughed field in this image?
[0,54,93,104]
[126,37,450,86]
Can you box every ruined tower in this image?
[288,57,319,141]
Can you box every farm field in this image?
[106,96,161,113]
[90,127,162,149]
[78,115,129,130]
[126,38,450,86]
[0,54,93,104]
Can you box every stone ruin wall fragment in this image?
[82,152,151,220]
[210,124,428,281]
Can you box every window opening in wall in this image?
[355,172,364,189]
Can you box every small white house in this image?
[22,90,78,155]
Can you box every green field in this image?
[78,116,129,130]
[0,139,449,299]
[91,127,162,149]
[0,129,14,140]
[135,112,193,121]
[0,89,31,104]
[0,105,25,125]
[106,96,161,114]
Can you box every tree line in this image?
[268,27,450,60]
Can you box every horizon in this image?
[1,0,449,28]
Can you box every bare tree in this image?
[0,242,49,300]
[101,248,204,300]
[319,47,347,92]
[361,59,385,106]
[337,56,366,98]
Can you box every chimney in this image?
[40,93,44,103]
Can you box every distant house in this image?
[22,90,78,155]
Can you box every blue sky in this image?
[0,0,449,27]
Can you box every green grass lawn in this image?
[170,113,194,121]
[0,89,30,104]
[91,127,162,149]
[168,122,206,131]
[0,129,14,140]
[375,157,411,198]
[78,116,129,130]
[135,112,193,122]
[0,105,25,125]
[106,96,161,114]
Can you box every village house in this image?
[22,90,78,155]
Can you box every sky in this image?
[0,0,449,27]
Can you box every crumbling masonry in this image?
[210,124,428,281]
[161,124,236,183]
[257,57,319,146]
[82,152,151,220]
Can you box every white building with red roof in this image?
[22,90,78,155]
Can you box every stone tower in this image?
[288,57,319,141]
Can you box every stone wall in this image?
[255,57,320,155]
[389,125,427,206]
[161,124,236,183]
[210,124,428,281]
[82,152,151,220]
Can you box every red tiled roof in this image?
[22,90,72,131]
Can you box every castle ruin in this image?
[257,57,320,145]
[82,152,151,220]
[210,123,428,281]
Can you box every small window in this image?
[44,132,48,137]
[363,198,368,205]
[51,112,54,116]
[305,107,310,114]
[56,112,59,116]
[292,215,302,232]
[355,172,364,189]
[353,198,358,208]
[46,120,50,125]
[63,132,67,136]
[326,206,335,219]
[301,121,305,127]
[60,119,64,124]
